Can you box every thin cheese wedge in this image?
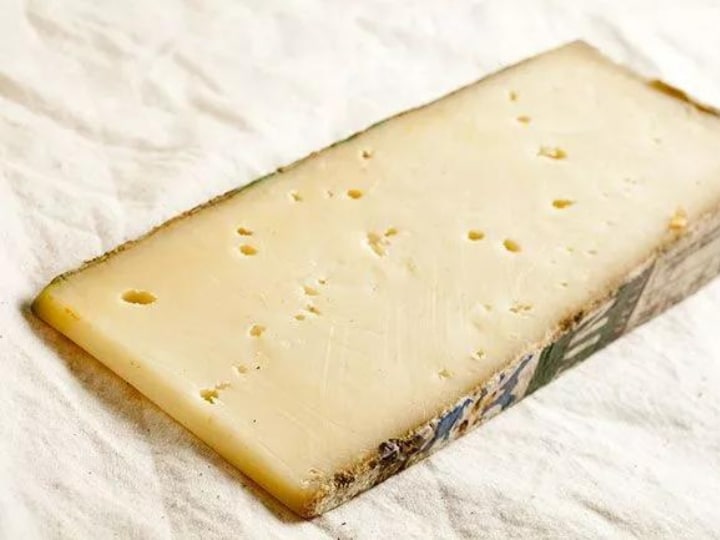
[33,42,720,516]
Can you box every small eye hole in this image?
[122,290,156,305]
[303,285,319,296]
[248,324,265,337]
[200,388,219,403]
[503,239,521,253]
[467,230,485,241]
[538,146,567,160]
[552,199,574,209]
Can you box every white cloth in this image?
[2,1,720,537]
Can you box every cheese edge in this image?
[31,287,317,513]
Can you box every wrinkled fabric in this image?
[1,1,720,538]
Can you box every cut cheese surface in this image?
[34,42,720,515]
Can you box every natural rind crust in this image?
[34,41,720,518]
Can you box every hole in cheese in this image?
[552,199,574,209]
[347,189,364,200]
[200,383,230,403]
[467,230,485,241]
[199,382,231,403]
[509,302,533,314]
[366,232,387,256]
[237,227,253,236]
[200,388,219,403]
[503,239,521,253]
[249,324,265,337]
[239,245,258,256]
[303,285,319,296]
[669,208,688,231]
[538,146,567,160]
[121,290,156,305]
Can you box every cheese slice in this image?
[33,42,720,516]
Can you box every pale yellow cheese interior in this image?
[34,43,720,513]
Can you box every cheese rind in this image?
[33,41,720,516]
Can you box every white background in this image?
[1,0,720,537]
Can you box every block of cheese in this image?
[33,41,720,517]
